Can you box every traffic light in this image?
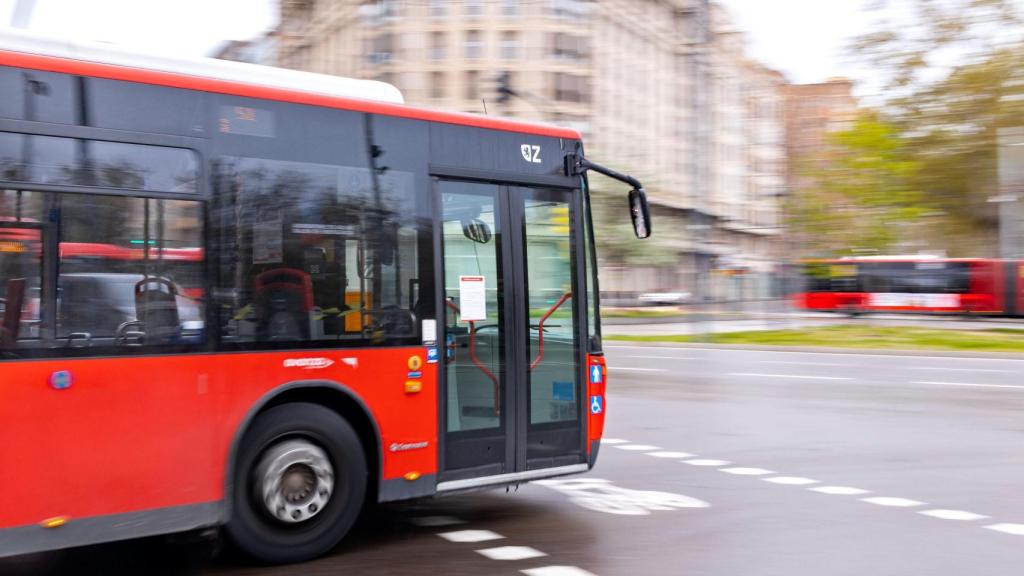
[495,71,513,104]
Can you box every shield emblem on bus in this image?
[521,144,533,162]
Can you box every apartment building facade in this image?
[271,0,786,300]
[783,78,858,192]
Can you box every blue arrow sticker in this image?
[590,395,603,415]
[590,364,603,384]
[49,370,72,390]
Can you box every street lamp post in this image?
[996,127,1024,259]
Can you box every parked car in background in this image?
[638,291,691,306]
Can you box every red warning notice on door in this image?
[458,275,487,321]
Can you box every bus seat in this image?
[255,268,313,341]
[135,276,182,344]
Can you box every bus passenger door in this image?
[512,186,584,471]
[438,180,585,482]
[438,181,512,480]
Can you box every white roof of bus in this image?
[0,28,405,105]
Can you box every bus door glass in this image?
[438,180,584,480]
[515,186,582,468]
[439,181,509,476]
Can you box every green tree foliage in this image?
[791,112,924,256]
[846,0,1024,255]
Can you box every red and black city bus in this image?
[796,257,1024,316]
[0,31,650,563]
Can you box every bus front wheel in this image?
[225,402,367,564]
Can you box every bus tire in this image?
[225,402,367,564]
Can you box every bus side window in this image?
[215,156,421,347]
[58,195,205,348]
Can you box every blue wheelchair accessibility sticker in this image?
[590,364,603,384]
[426,347,439,364]
[590,395,604,415]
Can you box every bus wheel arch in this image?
[224,381,382,558]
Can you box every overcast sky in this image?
[0,0,877,85]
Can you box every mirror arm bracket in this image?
[565,154,643,191]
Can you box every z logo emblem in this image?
[521,144,541,164]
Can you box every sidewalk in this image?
[602,307,1024,336]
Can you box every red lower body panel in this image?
[0,347,437,530]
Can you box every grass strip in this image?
[606,325,1024,353]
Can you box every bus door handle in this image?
[115,321,145,346]
[530,291,572,371]
[445,299,500,414]
[66,332,92,348]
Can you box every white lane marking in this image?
[985,523,1024,535]
[647,451,696,459]
[605,345,1024,362]
[919,509,989,521]
[438,529,504,543]
[522,567,597,576]
[623,355,699,360]
[912,366,1013,373]
[729,372,854,381]
[477,546,548,561]
[535,478,710,515]
[914,381,1024,391]
[410,515,465,527]
[600,438,629,444]
[763,476,819,486]
[682,459,731,466]
[613,444,660,451]
[720,467,774,476]
[753,360,852,367]
[861,497,925,507]
[608,367,668,372]
[809,486,871,496]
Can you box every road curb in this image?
[603,341,1024,359]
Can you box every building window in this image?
[500,31,519,60]
[431,71,445,99]
[502,0,518,17]
[431,31,446,61]
[429,0,446,18]
[552,72,590,104]
[379,0,399,19]
[464,0,484,17]
[549,32,590,60]
[464,30,483,60]
[549,0,591,20]
[465,70,480,100]
[366,33,393,65]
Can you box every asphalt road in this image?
[605,310,1024,335]
[5,345,1023,575]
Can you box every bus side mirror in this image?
[461,218,492,244]
[629,188,651,239]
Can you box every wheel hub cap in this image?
[255,439,334,524]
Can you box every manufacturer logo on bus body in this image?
[283,357,335,369]
[521,144,541,164]
[389,441,430,452]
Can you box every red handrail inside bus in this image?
[530,291,573,371]
[445,299,500,415]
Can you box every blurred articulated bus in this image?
[795,257,1024,316]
